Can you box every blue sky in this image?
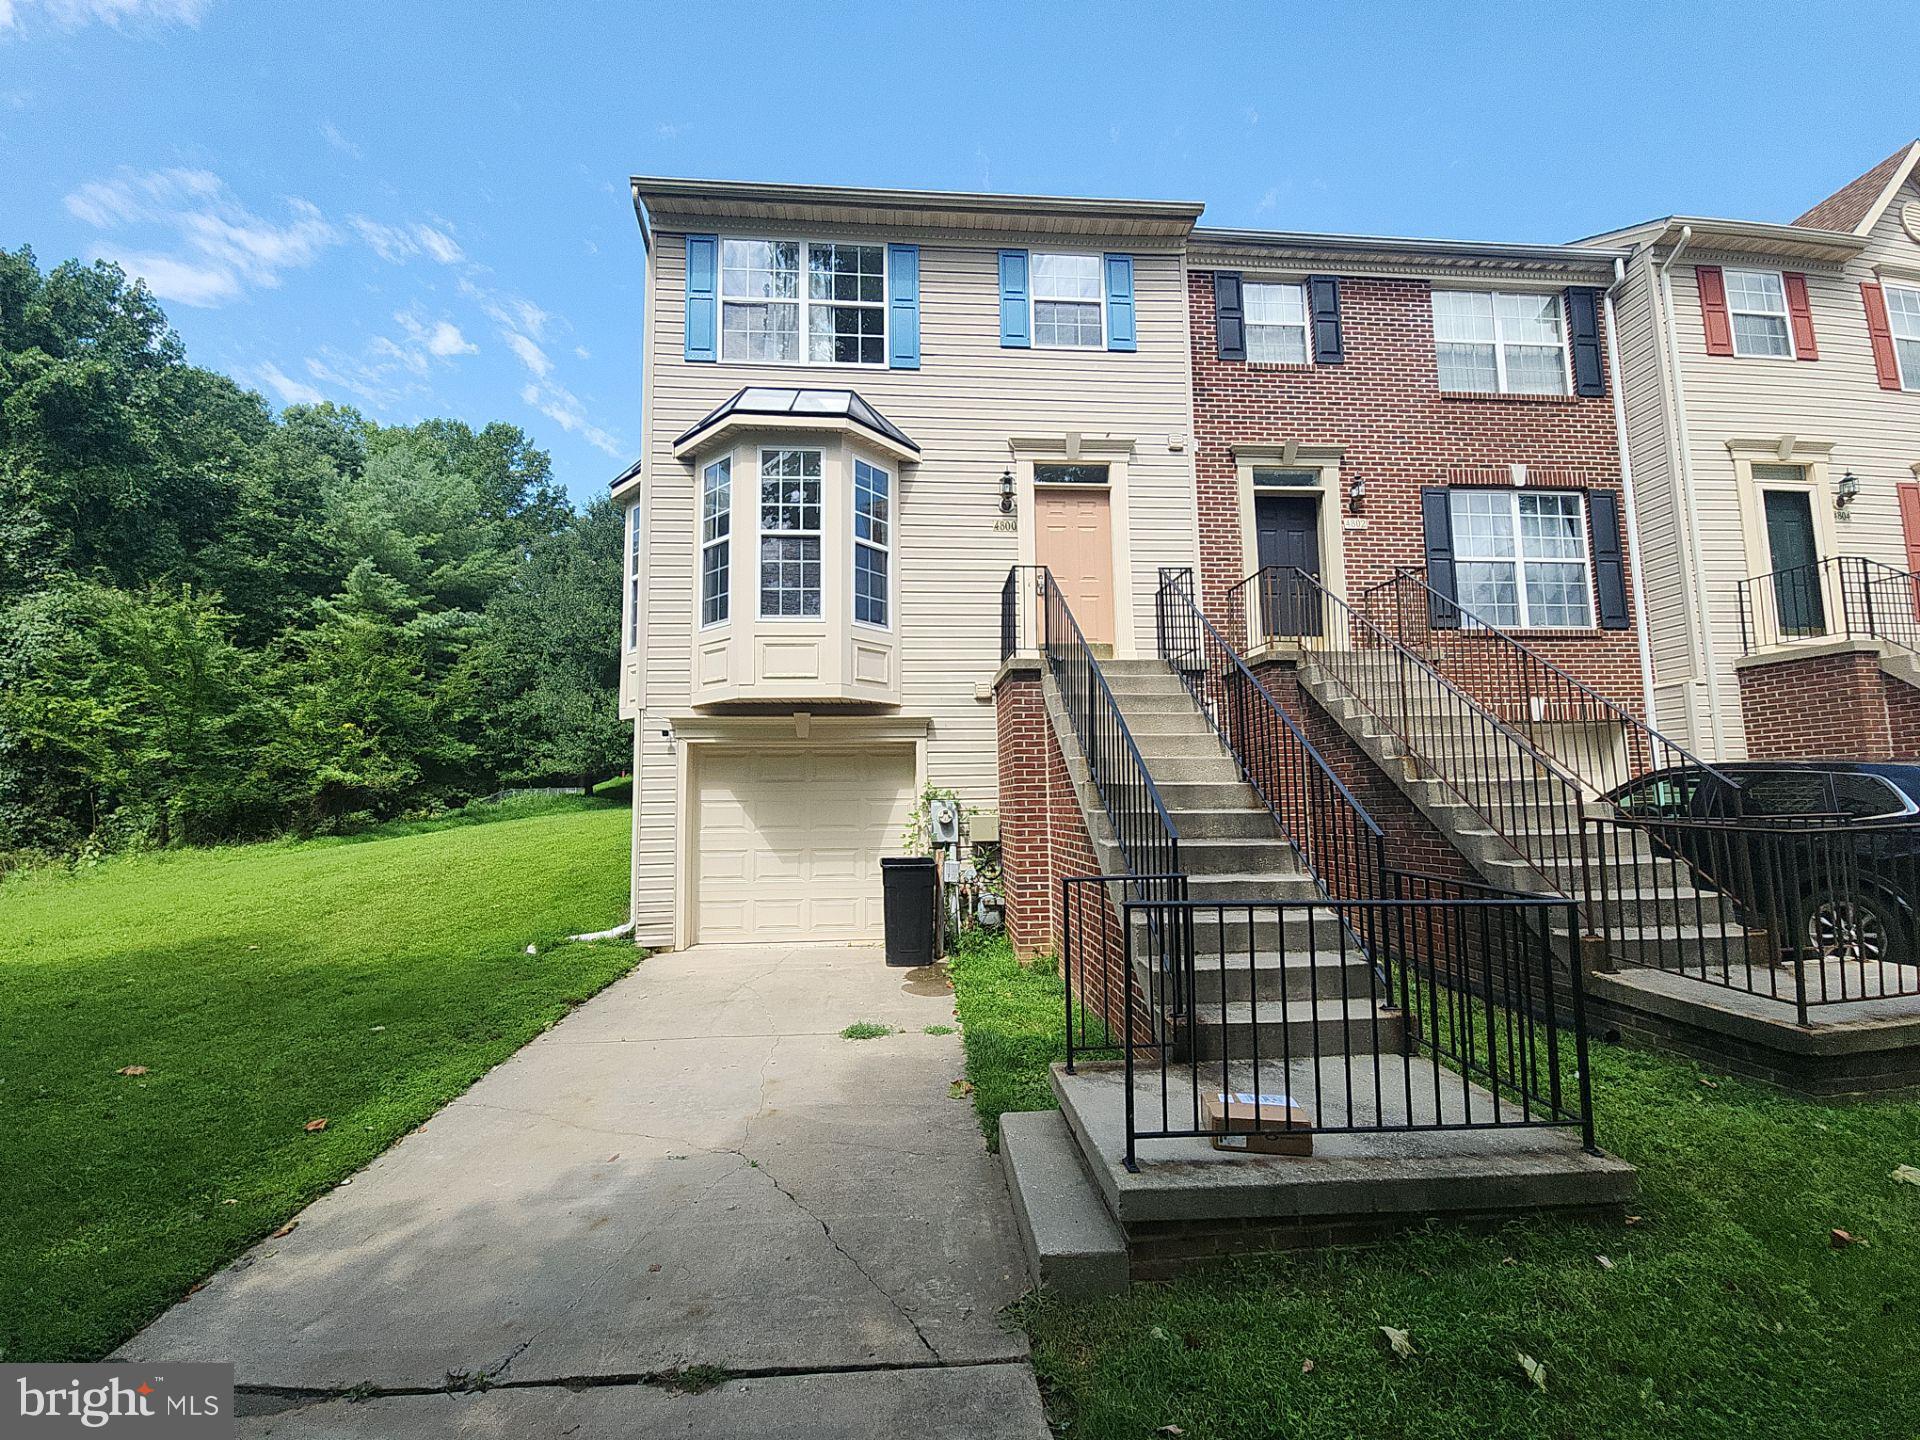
[3,0,1915,504]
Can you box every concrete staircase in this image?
[1005,654,1636,1293]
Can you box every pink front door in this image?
[1035,487,1115,646]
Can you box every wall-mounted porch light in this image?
[1835,469,1861,513]
[1349,476,1367,514]
[999,467,1016,514]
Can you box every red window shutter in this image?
[1782,273,1818,360]
[1863,282,1902,389]
[1695,265,1734,355]
[1900,482,1920,621]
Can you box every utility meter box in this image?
[929,798,960,845]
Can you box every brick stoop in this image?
[1735,637,1920,761]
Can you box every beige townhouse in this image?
[614,180,1204,950]
[1595,142,1920,761]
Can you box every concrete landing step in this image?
[1051,1060,1636,1279]
[1000,1109,1129,1299]
[1188,998,1408,1059]
[1184,950,1382,1004]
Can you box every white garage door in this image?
[693,745,916,944]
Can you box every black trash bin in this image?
[880,856,938,967]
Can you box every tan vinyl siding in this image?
[633,224,1199,946]
[1614,181,1920,761]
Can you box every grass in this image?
[949,932,1920,1439]
[947,928,1078,1148]
[0,796,637,1364]
[839,1021,894,1040]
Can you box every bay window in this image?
[1724,269,1793,358]
[1245,282,1309,363]
[1433,290,1569,394]
[759,448,823,618]
[1885,282,1920,388]
[624,503,643,650]
[700,457,730,626]
[719,239,887,365]
[853,459,890,627]
[1450,489,1594,629]
[1032,253,1104,348]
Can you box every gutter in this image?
[1601,257,1659,732]
[1655,224,1730,758]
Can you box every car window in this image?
[1616,772,1702,818]
[1735,771,1833,816]
[1829,773,1908,819]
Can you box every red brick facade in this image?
[1737,647,1920,760]
[1187,269,1646,714]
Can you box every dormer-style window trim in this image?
[1431,287,1570,395]
[672,387,920,464]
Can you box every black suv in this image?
[1607,760,1920,966]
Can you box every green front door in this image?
[1763,488,1825,635]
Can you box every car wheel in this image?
[1805,891,1911,967]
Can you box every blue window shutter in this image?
[1588,490,1631,629]
[1421,488,1460,629]
[888,244,920,369]
[999,249,1030,348]
[1567,287,1605,397]
[684,234,717,363]
[1308,275,1344,364]
[1104,253,1137,352]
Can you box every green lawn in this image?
[951,933,1920,1439]
[0,797,637,1364]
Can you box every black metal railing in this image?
[1737,555,1920,657]
[1590,810,1920,1024]
[1000,564,1041,661]
[1154,567,1389,904]
[1061,876,1593,1169]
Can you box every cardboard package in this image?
[1203,1090,1315,1156]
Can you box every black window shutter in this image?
[1588,489,1630,629]
[1421,487,1460,629]
[1567,287,1604,397]
[1308,275,1344,363]
[1214,271,1245,361]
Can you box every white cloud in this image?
[66,167,337,305]
[1,0,210,32]
[520,379,621,456]
[655,122,684,139]
[573,345,591,360]
[1243,107,1260,126]
[501,329,551,378]
[350,216,464,265]
[320,119,360,159]
[256,361,324,406]
[105,249,238,306]
[1256,187,1279,214]
[395,309,475,359]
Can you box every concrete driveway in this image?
[121,944,1045,1438]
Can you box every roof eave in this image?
[1581,216,1866,264]
[1190,226,1626,277]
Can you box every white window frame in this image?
[1030,252,1105,350]
[756,446,825,621]
[852,458,891,630]
[1244,281,1310,365]
[716,238,889,368]
[698,456,731,629]
[1883,280,1920,390]
[1431,288,1571,395]
[624,503,643,651]
[1449,488,1596,631]
[1723,267,1797,360]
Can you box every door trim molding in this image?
[1234,448,1347,610]
[1012,436,1136,656]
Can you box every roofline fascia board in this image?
[1848,140,1920,236]
[631,176,1205,229]
[1193,226,1629,269]
[1578,215,1866,261]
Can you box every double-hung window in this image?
[1449,489,1594,629]
[759,449,822,617]
[1032,253,1103,348]
[1245,282,1309,363]
[1884,282,1920,389]
[1724,269,1794,357]
[719,240,886,365]
[1432,290,1569,394]
[853,459,890,627]
[699,457,730,626]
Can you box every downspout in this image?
[1655,224,1729,758]
[1602,256,1659,732]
